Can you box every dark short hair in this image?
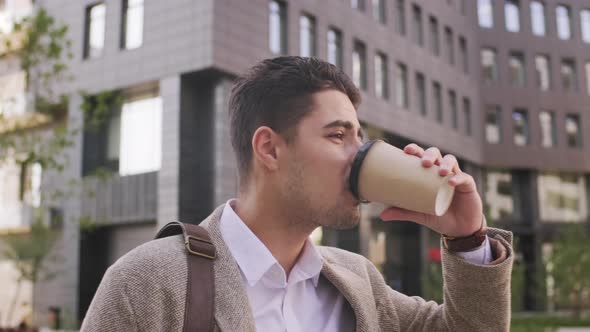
[229,56,361,185]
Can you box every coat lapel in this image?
[200,205,257,332]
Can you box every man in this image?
[81,57,513,331]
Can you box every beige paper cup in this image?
[349,140,455,216]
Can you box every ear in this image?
[251,126,284,172]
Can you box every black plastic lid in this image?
[349,139,379,201]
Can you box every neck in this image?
[233,190,314,276]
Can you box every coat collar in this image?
[200,205,395,332]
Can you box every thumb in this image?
[379,206,428,225]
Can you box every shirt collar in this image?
[219,199,324,287]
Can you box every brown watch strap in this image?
[156,222,216,332]
[442,218,487,252]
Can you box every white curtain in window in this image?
[119,96,162,176]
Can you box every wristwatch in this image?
[442,217,487,252]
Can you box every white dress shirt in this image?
[219,200,492,331]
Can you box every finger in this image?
[439,154,460,176]
[403,143,425,157]
[448,172,476,192]
[379,206,429,226]
[422,147,443,167]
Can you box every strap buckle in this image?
[185,235,216,260]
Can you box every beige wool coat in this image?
[81,205,514,332]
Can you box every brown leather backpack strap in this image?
[155,222,216,332]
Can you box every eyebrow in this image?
[323,120,365,140]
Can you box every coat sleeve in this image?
[80,265,139,332]
[377,228,513,332]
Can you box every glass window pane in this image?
[485,170,518,221]
[352,41,367,90]
[413,4,423,46]
[86,3,106,58]
[433,81,443,123]
[449,90,457,129]
[269,1,286,54]
[375,53,389,99]
[538,173,587,222]
[539,110,556,148]
[513,109,529,146]
[396,0,406,35]
[119,96,163,176]
[481,48,498,83]
[505,0,520,32]
[585,62,590,95]
[530,1,546,36]
[373,0,386,23]
[486,105,502,143]
[556,5,571,40]
[429,16,439,56]
[327,29,342,68]
[509,53,526,87]
[396,63,408,108]
[123,0,143,49]
[582,10,590,43]
[565,114,582,148]
[416,72,426,115]
[478,0,494,28]
[299,15,316,57]
[445,27,454,65]
[463,98,471,136]
[459,37,468,73]
[535,55,551,91]
[561,59,577,92]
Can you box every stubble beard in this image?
[282,160,361,233]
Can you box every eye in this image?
[329,132,345,140]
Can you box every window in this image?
[351,0,365,11]
[565,114,582,148]
[509,52,526,87]
[449,90,457,129]
[121,0,143,50]
[481,48,498,83]
[478,0,494,28]
[556,5,571,40]
[463,97,471,136]
[582,10,590,43]
[373,0,386,24]
[586,62,590,95]
[396,63,408,108]
[416,72,426,115]
[505,0,520,32]
[110,95,163,176]
[84,3,106,59]
[538,173,587,222]
[433,81,443,123]
[429,16,440,56]
[445,27,454,65]
[561,59,577,92]
[0,72,26,116]
[530,1,546,36]
[19,162,42,208]
[375,53,389,99]
[352,41,367,90]
[396,0,406,35]
[269,1,287,54]
[459,37,468,73]
[327,28,342,69]
[513,109,529,146]
[539,111,557,148]
[535,55,551,91]
[412,4,423,46]
[486,105,502,143]
[485,170,520,221]
[299,14,316,57]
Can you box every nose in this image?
[347,138,364,165]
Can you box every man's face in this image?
[277,89,364,230]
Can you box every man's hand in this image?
[379,143,485,237]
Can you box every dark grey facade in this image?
[27,0,590,326]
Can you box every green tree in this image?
[547,224,590,318]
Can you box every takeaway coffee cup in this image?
[349,140,456,216]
